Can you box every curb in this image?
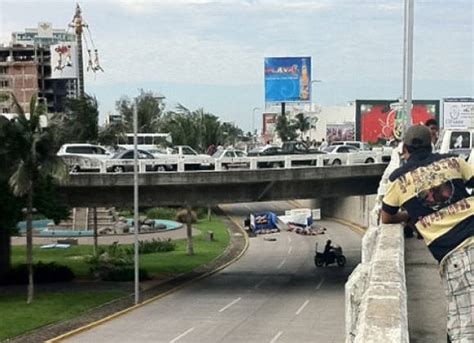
[324,216,367,236]
[45,216,249,343]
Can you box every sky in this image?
[0,0,472,131]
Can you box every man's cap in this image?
[403,124,432,148]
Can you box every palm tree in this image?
[7,93,67,304]
[293,112,311,140]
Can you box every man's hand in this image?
[381,209,410,224]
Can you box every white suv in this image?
[57,143,112,172]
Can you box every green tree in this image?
[7,93,68,303]
[0,116,24,275]
[51,93,99,144]
[117,89,164,133]
[293,112,311,140]
[160,104,201,149]
[276,112,298,142]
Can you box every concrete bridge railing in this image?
[345,147,409,342]
[323,147,409,342]
[345,223,408,343]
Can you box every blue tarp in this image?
[250,212,278,232]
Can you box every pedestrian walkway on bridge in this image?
[405,236,447,342]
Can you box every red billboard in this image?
[262,113,278,143]
[355,100,440,143]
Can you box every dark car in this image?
[247,145,282,156]
[106,149,170,173]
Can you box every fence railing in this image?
[63,151,387,174]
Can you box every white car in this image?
[57,143,113,172]
[212,148,249,170]
[331,140,372,151]
[168,145,214,170]
[323,145,377,165]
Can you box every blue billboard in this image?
[264,57,311,103]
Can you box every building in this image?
[11,22,75,48]
[0,23,78,114]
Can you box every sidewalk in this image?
[405,236,447,342]
[10,225,198,246]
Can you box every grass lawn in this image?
[11,217,231,278]
[0,291,126,341]
[3,217,231,340]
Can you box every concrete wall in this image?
[321,195,376,229]
[322,195,409,343]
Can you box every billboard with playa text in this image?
[264,57,311,103]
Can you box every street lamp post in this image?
[252,107,261,142]
[133,97,139,305]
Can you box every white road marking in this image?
[170,327,194,343]
[287,236,292,242]
[218,297,242,312]
[254,277,268,289]
[270,331,283,343]
[295,300,310,315]
[277,259,286,269]
[288,246,292,255]
[316,277,324,290]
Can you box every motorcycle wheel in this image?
[337,255,346,267]
[315,255,324,267]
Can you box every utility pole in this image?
[402,0,414,131]
[70,4,85,97]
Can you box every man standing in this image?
[319,138,328,151]
[425,118,439,148]
[381,125,474,342]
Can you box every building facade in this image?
[0,23,78,114]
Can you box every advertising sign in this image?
[355,100,439,143]
[50,43,78,79]
[443,98,474,129]
[264,57,311,103]
[326,123,355,142]
[262,113,278,140]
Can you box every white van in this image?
[436,129,474,160]
[57,143,113,172]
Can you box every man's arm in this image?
[380,209,410,224]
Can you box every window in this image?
[225,151,234,157]
[0,80,9,88]
[122,151,134,159]
[235,151,245,157]
[182,147,197,155]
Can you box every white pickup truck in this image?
[166,145,214,171]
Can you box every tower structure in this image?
[70,4,85,97]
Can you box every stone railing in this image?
[345,224,408,342]
[344,145,409,342]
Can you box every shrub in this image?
[87,242,133,280]
[175,209,197,224]
[101,266,149,282]
[134,238,176,254]
[0,262,75,285]
[145,207,178,220]
[195,207,209,219]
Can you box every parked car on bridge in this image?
[58,143,113,172]
[322,145,377,165]
[169,145,214,170]
[212,148,249,170]
[247,145,281,157]
[106,149,171,173]
[248,142,329,168]
[331,140,372,151]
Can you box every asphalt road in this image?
[66,201,362,343]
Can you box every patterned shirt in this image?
[382,150,474,263]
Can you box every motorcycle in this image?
[314,240,346,267]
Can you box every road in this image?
[66,201,362,343]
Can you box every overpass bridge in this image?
[58,164,386,207]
